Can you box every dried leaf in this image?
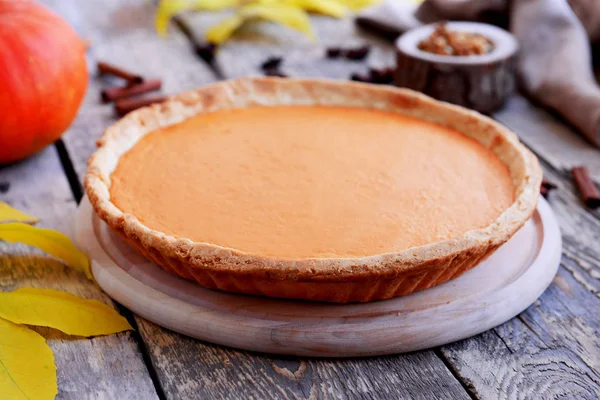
[155,0,239,36]
[0,288,132,337]
[206,14,245,44]
[337,0,382,10]
[0,202,39,224]
[206,3,313,43]
[0,222,92,280]
[239,3,314,38]
[282,0,347,17]
[188,0,240,10]
[0,318,57,400]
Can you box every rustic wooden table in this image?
[2,1,600,399]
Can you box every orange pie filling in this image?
[109,106,514,259]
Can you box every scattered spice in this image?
[369,67,394,84]
[345,45,371,60]
[261,57,283,72]
[418,23,494,56]
[350,72,370,82]
[264,70,288,78]
[325,45,371,61]
[115,96,167,117]
[97,61,143,84]
[540,179,558,198]
[326,47,342,58]
[259,56,287,78]
[194,42,217,64]
[571,166,600,208]
[101,79,162,103]
[350,67,394,85]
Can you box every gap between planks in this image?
[53,142,168,399]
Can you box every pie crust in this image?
[85,78,542,303]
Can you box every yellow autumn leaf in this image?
[155,0,239,36]
[0,222,92,280]
[187,0,240,10]
[206,14,245,44]
[337,0,382,10]
[0,288,132,337]
[0,202,39,224]
[0,318,57,400]
[206,3,313,43]
[239,3,314,38]
[282,0,347,18]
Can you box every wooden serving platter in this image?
[75,196,561,357]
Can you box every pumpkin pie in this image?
[85,78,542,303]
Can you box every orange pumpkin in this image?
[0,0,88,164]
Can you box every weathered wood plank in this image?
[495,96,600,181]
[439,164,600,399]
[0,147,158,399]
[437,88,600,399]
[137,319,470,400]
[0,149,74,233]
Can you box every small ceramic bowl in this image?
[395,22,518,114]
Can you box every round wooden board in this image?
[75,196,561,357]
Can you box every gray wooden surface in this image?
[1,1,599,399]
[0,148,158,399]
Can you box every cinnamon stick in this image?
[114,96,167,117]
[97,61,144,84]
[101,79,162,103]
[260,57,283,72]
[571,166,600,208]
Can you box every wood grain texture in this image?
[438,103,600,399]
[137,319,470,400]
[0,148,158,399]
[496,96,600,181]
[0,149,74,233]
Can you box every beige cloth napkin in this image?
[358,0,600,148]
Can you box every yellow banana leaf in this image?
[0,222,92,280]
[206,14,245,44]
[282,0,347,18]
[0,202,39,224]
[0,318,57,400]
[239,3,314,38]
[156,0,239,36]
[0,288,132,337]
